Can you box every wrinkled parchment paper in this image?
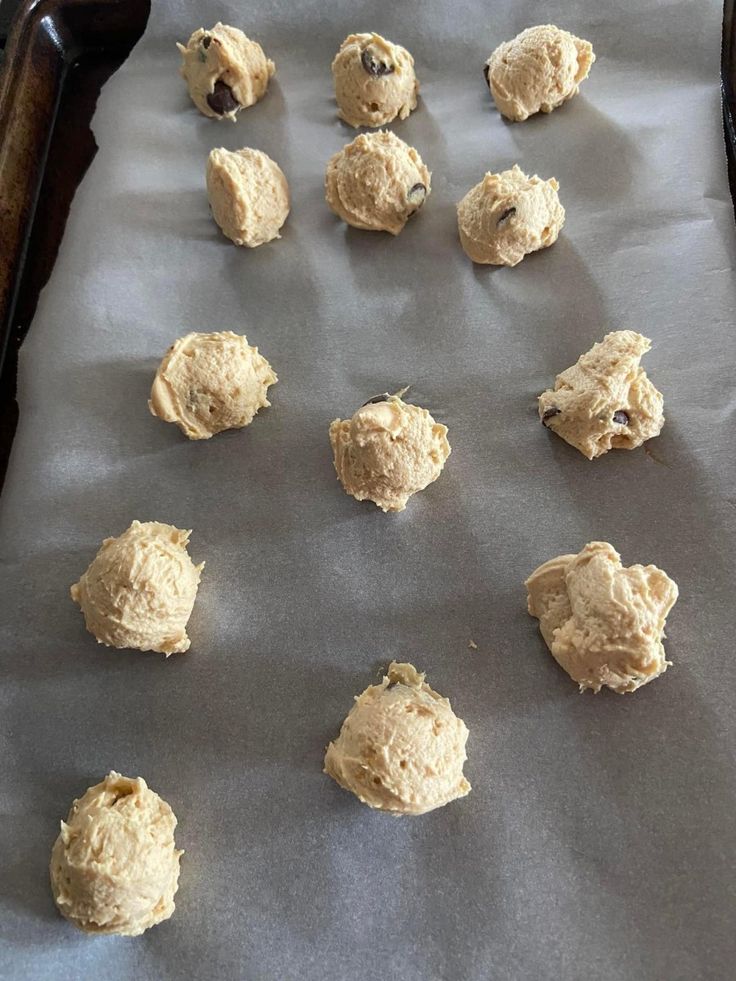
[2,1,735,978]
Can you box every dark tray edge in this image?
[0,0,149,491]
[723,0,736,214]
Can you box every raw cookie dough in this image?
[177,23,274,120]
[71,521,204,655]
[484,24,595,122]
[539,330,664,459]
[149,331,277,440]
[206,147,289,247]
[525,542,679,694]
[332,32,418,128]
[324,662,471,815]
[50,772,182,936]
[329,394,450,512]
[325,131,430,234]
[457,164,564,266]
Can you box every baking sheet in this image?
[2,1,736,978]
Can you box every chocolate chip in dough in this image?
[497,207,516,225]
[542,407,561,426]
[406,183,427,216]
[361,47,394,76]
[207,80,239,116]
[202,35,212,49]
[362,393,391,406]
[613,410,630,425]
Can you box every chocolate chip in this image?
[362,393,391,406]
[613,410,630,425]
[361,47,394,77]
[542,407,561,426]
[407,183,427,211]
[201,35,212,49]
[206,80,239,115]
[497,207,516,225]
[483,63,490,85]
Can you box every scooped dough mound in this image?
[539,331,664,459]
[206,147,289,247]
[149,331,277,440]
[71,521,204,655]
[457,164,564,266]
[324,662,471,815]
[484,24,595,122]
[177,23,274,120]
[329,395,450,513]
[332,32,418,128]
[50,772,182,936]
[525,542,679,694]
[325,131,430,234]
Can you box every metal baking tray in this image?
[0,0,149,490]
[2,3,735,978]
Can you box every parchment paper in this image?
[2,1,735,978]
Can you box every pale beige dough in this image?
[526,542,679,694]
[71,521,204,655]
[50,772,182,936]
[329,395,450,513]
[149,331,276,440]
[332,32,418,128]
[206,147,289,247]
[325,131,430,235]
[485,24,595,122]
[457,164,564,266]
[177,23,274,120]
[539,330,664,459]
[324,662,471,815]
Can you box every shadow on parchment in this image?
[490,94,639,207]
[111,188,218,244]
[494,415,736,973]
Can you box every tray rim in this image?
[0,0,150,491]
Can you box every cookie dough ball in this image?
[177,23,275,120]
[149,331,276,440]
[324,662,471,815]
[50,772,182,936]
[206,147,289,247]
[71,521,204,655]
[325,131,430,235]
[525,542,679,694]
[329,395,450,513]
[332,32,418,128]
[484,25,595,122]
[457,164,564,266]
[539,331,664,460]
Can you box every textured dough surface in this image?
[71,520,204,655]
[50,772,182,936]
[149,331,277,440]
[485,24,595,122]
[326,131,430,234]
[332,32,418,128]
[206,147,289,247]
[539,330,664,459]
[329,395,450,512]
[457,164,564,265]
[526,542,679,694]
[177,23,274,120]
[324,662,471,815]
